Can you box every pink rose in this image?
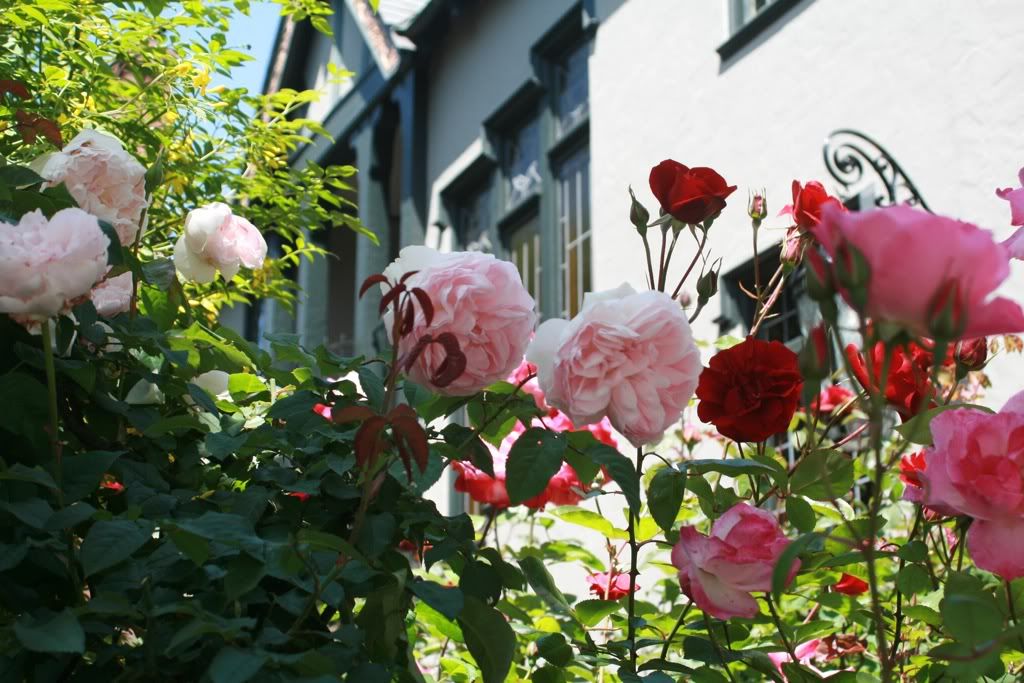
[0,208,109,319]
[384,246,537,396]
[586,571,637,601]
[996,167,1024,227]
[39,130,147,246]
[89,270,133,318]
[527,283,701,447]
[174,202,267,283]
[671,502,799,620]
[921,391,1024,579]
[813,204,1024,339]
[811,385,856,416]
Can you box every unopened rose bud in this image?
[678,290,693,308]
[955,337,988,372]
[628,186,650,237]
[833,241,870,311]
[748,191,767,224]
[804,248,834,302]
[799,324,830,383]
[696,268,718,305]
[781,227,805,271]
[928,279,966,341]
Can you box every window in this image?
[554,41,589,138]
[455,182,494,253]
[502,117,541,211]
[730,0,778,31]
[557,147,591,318]
[508,215,541,304]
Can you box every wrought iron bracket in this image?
[823,129,932,212]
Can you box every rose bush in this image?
[5,4,1024,681]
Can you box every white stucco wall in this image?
[588,0,1024,406]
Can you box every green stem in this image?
[626,446,642,669]
[641,233,657,290]
[40,321,62,488]
[703,614,737,683]
[660,601,693,661]
[671,229,708,300]
[765,593,797,661]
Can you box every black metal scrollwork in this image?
[822,129,932,213]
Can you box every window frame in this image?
[717,0,803,62]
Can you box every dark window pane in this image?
[504,118,540,210]
[556,42,589,137]
[458,184,492,252]
[557,147,591,317]
[508,215,541,303]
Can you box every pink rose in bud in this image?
[780,226,805,267]
[174,202,267,283]
[671,502,799,620]
[89,271,133,318]
[813,204,1024,339]
[0,208,109,319]
[528,283,701,447]
[811,385,856,416]
[586,571,636,601]
[384,246,537,396]
[996,168,1024,227]
[922,391,1024,579]
[39,130,147,246]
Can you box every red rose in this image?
[955,337,988,371]
[586,571,636,601]
[833,573,869,596]
[287,491,311,503]
[695,337,803,443]
[781,180,843,230]
[312,403,332,420]
[846,341,949,420]
[649,159,737,226]
[899,450,927,490]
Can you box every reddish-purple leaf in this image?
[359,274,389,299]
[0,79,29,100]
[378,283,405,315]
[399,270,420,284]
[399,300,416,337]
[432,349,467,388]
[331,405,376,424]
[410,287,434,327]
[392,416,430,473]
[401,335,432,372]
[354,416,388,468]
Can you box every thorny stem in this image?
[40,321,63,487]
[703,614,738,683]
[626,445,644,669]
[889,508,924,663]
[671,229,708,300]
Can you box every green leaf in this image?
[575,599,623,627]
[587,443,640,515]
[551,507,621,538]
[410,580,464,621]
[0,164,44,187]
[895,403,993,445]
[772,532,820,599]
[537,632,573,667]
[506,428,566,505]
[903,605,942,627]
[941,592,1003,645]
[168,528,210,567]
[207,646,265,683]
[357,364,386,410]
[62,450,123,502]
[785,496,816,534]
[441,423,494,478]
[895,564,931,596]
[686,458,778,477]
[789,449,854,501]
[224,554,265,600]
[14,609,84,654]
[228,373,266,398]
[519,555,574,616]
[457,596,515,683]
[648,467,686,534]
[45,502,96,530]
[0,463,56,489]
[141,257,176,290]
[1,498,53,528]
[97,219,125,266]
[80,519,152,576]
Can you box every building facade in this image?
[256,0,1024,407]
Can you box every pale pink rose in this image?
[768,639,848,680]
[39,130,147,246]
[527,283,701,447]
[921,390,1024,579]
[671,503,799,620]
[0,208,109,319]
[813,204,1024,339]
[997,168,1024,227]
[384,246,537,396]
[174,202,267,283]
[89,271,133,318]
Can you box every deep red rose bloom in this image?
[811,385,857,416]
[833,573,869,596]
[899,450,927,490]
[287,491,311,503]
[696,337,803,443]
[312,403,332,420]
[587,571,636,601]
[781,180,844,230]
[649,159,736,226]
[100,478,125,494]
[845,341,948,420]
